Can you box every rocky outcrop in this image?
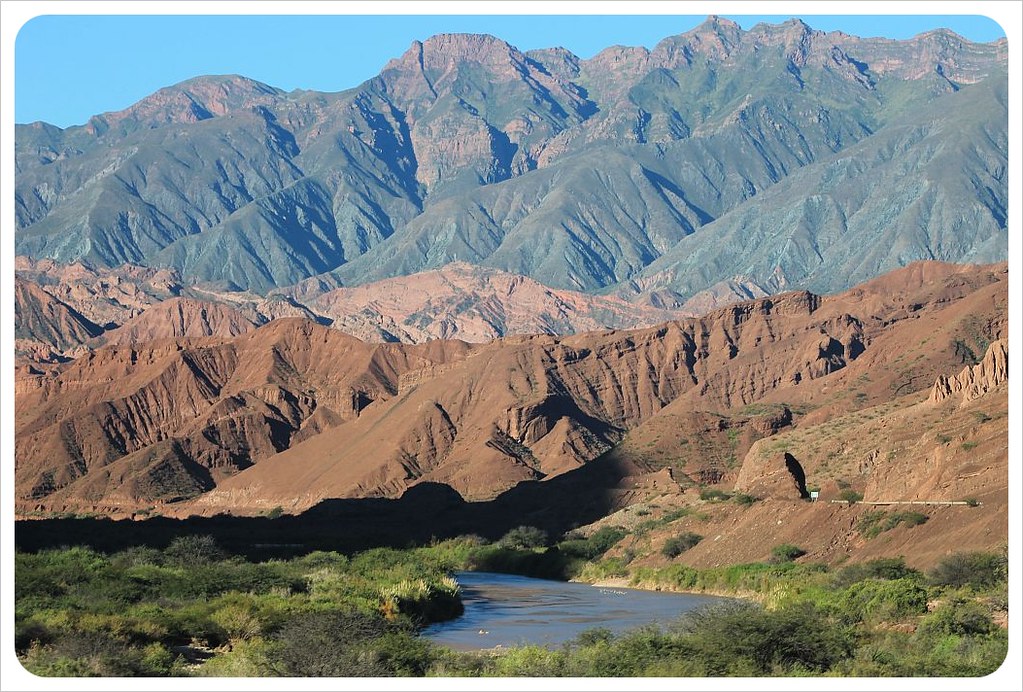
[86,75,285,135]
[734,451,809,500]
[931,339,1008,406]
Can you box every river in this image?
[422,571,726,651]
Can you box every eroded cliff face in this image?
[930,339,1008,406]
[14,262,1006,518]
[732,335,1008,508]
[14,320,473,509]
[13,276,103,360]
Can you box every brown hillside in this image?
[14,276,103,360]
[15,256,183,329]
[14,263,1007,544]
[606,341,1009,572]
[93,297,259,346]
[15,320,472,509]
[306,261,689,343]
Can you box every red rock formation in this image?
[14,262,1007,518]
[94,297,258,346]
[14,276,103,359]
[734,451,809,500]
[309,261,690,343]
[931,339,1008,406]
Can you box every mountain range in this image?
[12,17,1010,569]
[16,17,1008,304]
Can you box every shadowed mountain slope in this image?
[14,277,103,360]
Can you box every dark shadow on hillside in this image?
[15,455,636,560]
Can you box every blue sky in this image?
[15,13,1007,128]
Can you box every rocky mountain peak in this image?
[425,32,518,65]
[697,15,743,34]
[86,74,284,134]
[387,33,522,75]
[644,15,748,69]
[682,14,744,55]
[748,17,816,57]
[524,46,581,79]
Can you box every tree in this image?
[498,526,548,550]
[271,610,398,676]
[675,602,854,674]
[163,535,226,565]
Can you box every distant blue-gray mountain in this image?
[15,17,1008,300]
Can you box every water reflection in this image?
[423,571,725,651]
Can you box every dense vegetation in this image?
[15,530,1008,677]
[15,536,471,676]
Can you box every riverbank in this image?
[581,575,768,604]
[14,528,1008,677]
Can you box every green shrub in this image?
[674,602,855,675]
[837,578,929,623]
[641,564,699,590]
[467,544,576,580]
[492,645,566,676]
[919,598,996,637]
[699,488,731,501]
[21,631,184,677]
[379,576,463,623]
[858,511,929,539]
[838,489,863,504]
[833,557,922,588]
[662,533,704,559]
[574,627,614,647]
[964,497,981,507]
[733,493,759,506]
[770,544,806,563]
[270,610,413,676]
[200,637,275,676]
[211,602,264,641]
[558,526,626,560]
[929,551,1007,589]
[588,526,627,554]
[369,630,438,676]
[576,557,631,582]
[111,546,165,568]
[895,512,928,529]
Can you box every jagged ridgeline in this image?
[14,261,1007,516]
[15,17,1008,298]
